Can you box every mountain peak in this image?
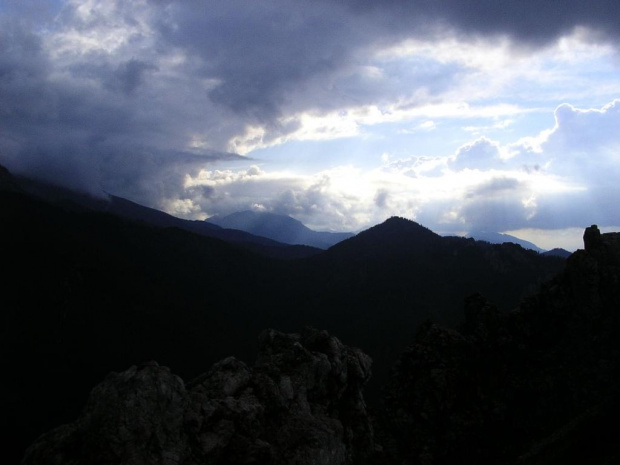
[325,216,440,259]
[366,216,439,238]
[206,210,353,249]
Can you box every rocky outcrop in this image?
[382,225,620,465]
[22,328,374,465]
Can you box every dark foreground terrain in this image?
[20,225,620,465]
[0,165,594,463]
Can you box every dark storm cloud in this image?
[151,0,620,140]
[345,0,620,45]
[153,1,364,122]
[107,59,159,95]
[68,58,158,96]
[0,12,241,204]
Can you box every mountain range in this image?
[465,230,545,252]
[3,170,325,259]
[18,224,620,465]
[206,210,354,249]
[0,165,569,463]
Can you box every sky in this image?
[1,0,620,250]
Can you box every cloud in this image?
[374,188,390,209]
[343,0,620,46]
[108,59,159,96]
[0,0,619,239]
[507,102,620,176]
[541,101,620,181]
[0,9,242,202]
[182,98,620,236]
[449,137,504,171]
[466,177,522,199]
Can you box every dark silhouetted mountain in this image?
[382,225,620,464]
[467,230,545,252]
[20,225,620,465]
[207,210,354,249]
[105,196,322,258]
[7,170,321,259]
[0,165,568,463]
[23,328,376,465]
[542,247,572,258]
[291,217,566,395]
[0,164,22,192]
[325,216,439,259]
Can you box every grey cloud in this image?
[451,177,530,231]
[0,12,241,206]
[449,138,502,171]
[411,175,532,233]
[101,148,242,208]
[185,185,215,199]
[344,0,620,46]
[66,58,155,96]
[147,0,477,127]
[459,196,533,232]
[154,1,361,122]
[141,0,620,161]
[272,176,332,217]
[114,59,157,95]
[374,189,389,208]
[466,177,522,199]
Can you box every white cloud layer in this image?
[175,99,620,251]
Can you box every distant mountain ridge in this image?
[206,210,354,249]
[466,230,545,252]
[542,247,572,258]
[4,170,321,259]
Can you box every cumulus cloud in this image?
[183,98,620,236]
[500,100,620,230]
[540,101,620,182]
[449,137,504,171]
[443,100,620,232]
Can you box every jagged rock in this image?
[22,328,374,465]
[22,361,189,465]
